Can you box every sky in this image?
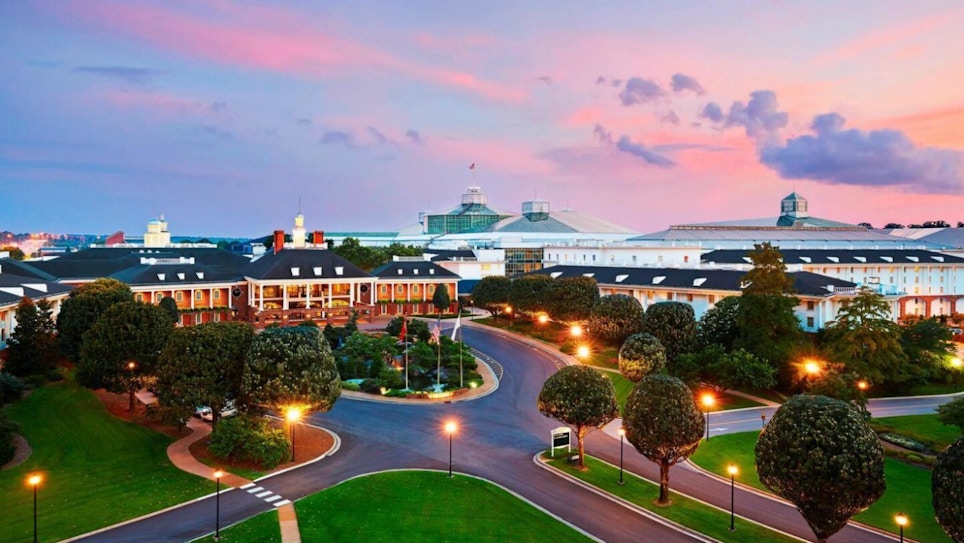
[1,1,963,238]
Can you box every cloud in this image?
[367,126,388,145]
[761,113,963,193]
[611,79,623,88]
[74,66,162,85]
[595,76,606,85]
[405,129,423,144]
[616,136,674,167]
[320,130,354,146]
[700,102,724,122]
[208,102,228,113]
[534,75,553,85]
[670,73,705,95]
[296,117,312,127]
[661,111,680,125]
[619,77,666,106]
[593,124,613,145]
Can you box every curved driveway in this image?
[78,324,939,542]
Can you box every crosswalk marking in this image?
[247,486,264,494]
[264,495,282,503]
[240,483,255,490]
[273,499,291,507]
[256,490,273,498]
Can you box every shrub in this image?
[0,372,27,404]
[209,415,290,469]
[0,411,19,465]
[384,389,409,398]
[378,367,404,389]
[341,381,361,391]
[359,378,380,393]
[878,432,926,452]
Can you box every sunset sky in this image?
[2,1,963,238]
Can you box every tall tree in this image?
[432,283,451,315]
[756,395,885,543]
[509,275,554,315]
[159,296,180,324]
[156,322,255,427]
[933,437,964,542]
[77,301,176,410]
[547,276,599,323]
[1,246,25,260]
[57,278,132,362]
[735,243,802,369]
[823,287,907,385]
[537,365,619,469]
[696,296,740,350]
[242,326,341,414]
[588,294,645,346]
[936,396,964,432]
[471,276,511,315]
[623,374,704,505]
[618,333,666,382]
[642,302,696,365]
[900,317,955,383]
[4,297,57,377]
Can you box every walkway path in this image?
[166,418,251,488]
[277,503,302,543]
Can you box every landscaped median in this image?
[539,452,800,543]
[192,470,595,543]
[0,379,210,543]
[690,429,951,543]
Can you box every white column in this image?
[283,285,289,310]
[190,289,195,309]
[350,281,356,306]
[306,283,311,309]
[259,284,264,311]
[328,283,333,308]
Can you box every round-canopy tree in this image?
[537,365,618,469]
[623,374,704,505]
[243,326,341,415]
[156,322,255,427]
[934,436,964,542]
[588,294,645,346]
[509,275,554,316]
[618,333,666,383]
[432,283,451,315]
[756,395,885,543]
[696,296,740,350]
[642,302,696,365]
[471,276,511,315]
[547,276,599,324]
[57,278,132,362]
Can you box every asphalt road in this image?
[77,324,949,542]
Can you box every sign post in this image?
[550,427,572,458]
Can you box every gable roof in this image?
[243,249,371,281]
[371,260,460,279]
[0,270,74,307]
[26,248,251,282]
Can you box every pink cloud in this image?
[62,1,526,103]
[869,105,964,148]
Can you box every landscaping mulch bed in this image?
[189,418,335,474]
[92,389,190,439]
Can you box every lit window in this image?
[195,291,203,301]
[176,292,183,301]
[413,285,419,293]
[214,290,221,299]
[397,285,404,293]
[807,317,814,328]
[380,285,387,293]
[135,294,143,302]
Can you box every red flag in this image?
[399,317,407,341]
[469,163,475,170]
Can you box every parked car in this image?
[199,401,238,422]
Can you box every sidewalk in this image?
[166,418,251,488]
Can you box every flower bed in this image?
[879,432,926,452]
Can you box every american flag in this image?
[430,317,441,343]
[469,163,475,171]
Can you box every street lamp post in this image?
[27,474,41,543]
[895,512,908,543]
[617,427,626,485]
[701,393,715,441]
[576,345,590,360]
[286,407,302,461]
[214,469,223,541]
[727,465,738,532]
[127,361,137,412]
[445,421,457,478]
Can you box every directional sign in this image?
[550,426,571,457]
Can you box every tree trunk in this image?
[128,387,136,412]
[657,462,671,505]
[577,426,587,469]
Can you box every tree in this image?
[934,437,964,542]
[432,283,451,315]
[937,396,964,432]
[690,348,777,392]
[857,222,873,229]
[242,326,341,414]
[537,365,618,469]
[1,246,25,260]
[823,287,907,385]
[4,297,57,377]
[623,374,704,505]
[588,294,645,346]
[923,220,951,228]
[159,296,180,324]
[642,302,696,365]
[57,278,132,362]
[77,301,176,410]
[618,333,665,382]
[471,276,511,315]
[900,317,955,383]
[156,322,255,427]
[696,296,740,350]
[736,243,802,369]
[756,395,885,543]
[509,275,553,315]
[547,276,599,323]
[385,316,429,342]
[884,223,904,229]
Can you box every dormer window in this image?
[157,273,166,281]
[550,272,563,279]
[615,274,628,283]
[335,267,344,276]
[429,269,434,275]
[653,276,665,284]
[414,269,419,275]
[290,267,300,277]
[196,272,205,279]
[693,278,707,287]
[397,269,403,275]
[177,273,185,280]
[313,267,322,276]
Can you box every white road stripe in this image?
[247,487,264,494]
[240,483,255,490]
[273,499,291,507]
[256,490,273,498]
[264,495,282,503]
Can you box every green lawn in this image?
[197,471,594,543]
[690,430,951,543]
[872,414,960,452]
[0,380,210,543]
[544,454,798,542]
[194,509,281,543]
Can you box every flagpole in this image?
[459,323,463,388]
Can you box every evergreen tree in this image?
[823,287,907,385]
[5,297,57,377]
[432,283,451,314]
[57,278,132,362]
[735,243,802,369]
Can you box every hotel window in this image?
[413,285,419,293]
[807,317,815,328]
[380,285,387,293]
[708,295,715,303]
[214,290,221,300]
[135,294,143,302]
[176,292,183,301]
[428,285,435,293]
[807,301,815,310]
[683,255,689,263]
[397,285,404,293]
[195,291,203,301]
[686,294,693,302]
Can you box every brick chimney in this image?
[313,230,325,246]
[273,230,284,254]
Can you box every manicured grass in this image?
[605,370,634,412]
[0,380,210,543]
[690,430,951,542]
[870,382,961,397]
[544,454,798,542]
[193,509,281,543]
[872,414,960,452]
[200,471,594,542]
